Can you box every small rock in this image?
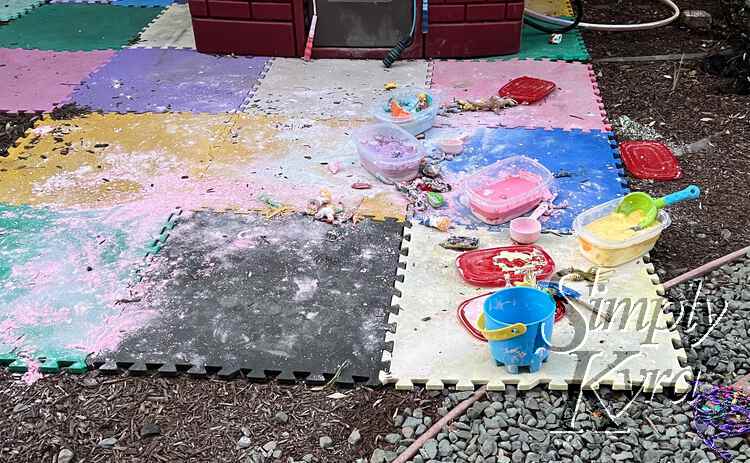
[274,411,289,423]
[98,437,118,449]
[237,436,252,449]
[413,408,424,419]
[263,441,277,453]
[319,436,333,449]
[385,433,401,444]
[57,449,75,463]
[403,416,422,428]
[302,454,314,462]
[370,448,387,463]
[140,423,160,438]
[415,424,427,436]
[725,437,745,449]
[348,429,362,446]
[402,427,415,439]
[525,398,540,411]
[422,439,439,459]
[439,439,453,457]
[481,439,498,457]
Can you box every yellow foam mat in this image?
[0,113,236,208]
[0,113,407,221]
[526,0,574,17]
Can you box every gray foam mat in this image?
[95,211,403,385]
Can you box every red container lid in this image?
[456,245,555,287]
[620,141,682,180]
[457,290,567,342]
[498,76,556,104]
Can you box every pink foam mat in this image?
[0,48,114,113]
[430,60,609,132]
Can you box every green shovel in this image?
[616,185,701,230]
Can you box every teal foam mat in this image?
[0,204,178,374]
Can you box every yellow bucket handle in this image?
[477,312,527,341]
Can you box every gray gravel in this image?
[368,254,750,463]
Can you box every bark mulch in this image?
[584,1,750,279]
[0,371,439,462]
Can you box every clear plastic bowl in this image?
[372,89,439,135]
[463,156,555,225]
[573,197,672,267]
[351,123,425,184]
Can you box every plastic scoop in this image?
[616,185,701,230]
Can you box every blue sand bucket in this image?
[477,286,556,374]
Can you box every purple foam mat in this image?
[72,49,270,113]
[1,48,114,113]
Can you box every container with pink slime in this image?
[463,155,555,225]
[352,123,425,184]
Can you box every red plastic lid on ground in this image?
[498,76,556,104]
[619,141,682,180]
[455,245,555,287]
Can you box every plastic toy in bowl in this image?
[373,89,439,135]
[463,156,555,225]
[351,123,426,184]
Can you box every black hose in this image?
[383,36,414,68]
[383,0,417,68]
[524,0,584,34]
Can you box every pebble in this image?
[319,436,333,449]
[140,423,160,438]
[274,411,289,423]
[385,433,401,444]
[237,436,252,449]
[57,449,74,463]
[98,437,117,449]
[348,429,362,446]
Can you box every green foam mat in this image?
[0,204,179,374]
[0,4,163,51]
[484,25,590,62]
[0,0,45,22]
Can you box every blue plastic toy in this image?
[477,286,556,373]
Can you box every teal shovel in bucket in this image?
[477,286,556,374]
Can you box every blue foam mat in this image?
[420,127,628,233]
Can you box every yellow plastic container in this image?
[573,198,671,267]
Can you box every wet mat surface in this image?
[420,126,627,232]
[0,4,163,51]
[431,60,606,131]
[0,0,45,21]
[72,49,268,113]
[0,204,177,373]
[0,49,114,113]
[97,211,403,384]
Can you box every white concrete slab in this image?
[382,224,689,392]
[131,4,196,50]
[244,59,430,119]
